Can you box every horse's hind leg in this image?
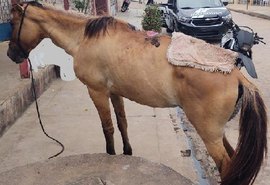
[185,106,233,178]
[110,93,132,155]
[195,123,231,178]
[87,87,116,155]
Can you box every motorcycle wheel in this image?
[121,5,127,12]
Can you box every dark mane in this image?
[84,16,116,38]
[84,17,137,38]
[21,1,44,8]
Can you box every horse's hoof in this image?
[123,147,132,155]
[123,151,132,155]
[107,149,116,155]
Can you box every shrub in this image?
[73,0,86,12]
[141,4,162,32]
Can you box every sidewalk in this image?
[0,79,198,183]
[227,3,270,20]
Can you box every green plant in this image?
[73,0,86,12]
[141,4,162,32]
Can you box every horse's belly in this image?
[110,82,178,108]
[119,92,177,108]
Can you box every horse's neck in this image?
[37,8,87,55]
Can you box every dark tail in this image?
[221,85,267,185]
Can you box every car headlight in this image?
[178,16,191,23]
[222,14,232,21]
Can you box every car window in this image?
[177,0,223,9]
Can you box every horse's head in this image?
[7,2,44,63]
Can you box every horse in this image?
[7,2,267,185]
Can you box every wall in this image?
[0,0,11,23]
[90,0,118,16]
[110,0,117,16]
[0,0,12,41]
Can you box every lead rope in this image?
[28,59,65,159]
[17,3,65,159]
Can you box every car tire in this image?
[121,7,127,12]
[174,21,179,32]
[166,27,173,33]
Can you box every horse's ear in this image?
[11,4,24,15]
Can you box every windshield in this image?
[177,0,223,9]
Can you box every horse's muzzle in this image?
[7,43,28,64]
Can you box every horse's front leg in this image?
[110,93,132,155]
[87,87,116,155]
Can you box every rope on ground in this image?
[29,59,65,159]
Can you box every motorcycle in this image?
[221,20,266,78]
[121,0,131,12]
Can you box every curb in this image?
[0,66,58,137]
[229,8,270,20]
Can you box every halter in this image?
[17,3,30,58]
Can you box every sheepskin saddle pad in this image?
[167,32,238,73]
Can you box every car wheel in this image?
[166,27,173,33]
[174,21,179,32]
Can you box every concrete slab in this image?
[0,153,194,185]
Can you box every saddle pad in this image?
[167,32,238,73]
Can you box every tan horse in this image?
[7,2,267,185]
